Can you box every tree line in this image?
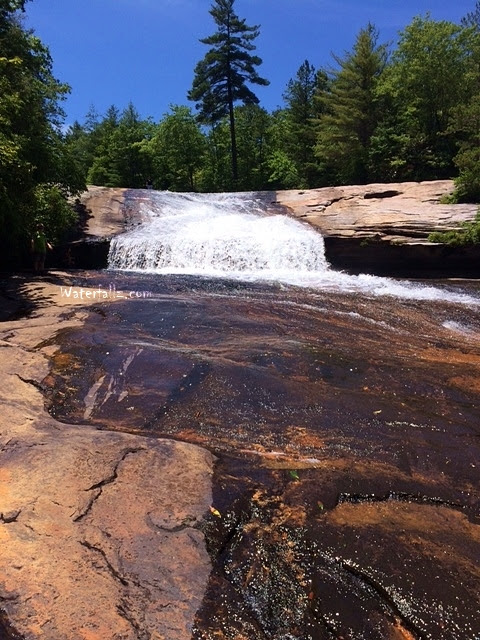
[2,0,480,264]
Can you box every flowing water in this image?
[109,191,478,304]
[45,190,480,639]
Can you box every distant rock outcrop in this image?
[275,179,477,244]
[276,180,480,276]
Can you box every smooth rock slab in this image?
[275,179,478,242]
[78,180,478,246]
[0,292,214,640]
[0,434,213,640]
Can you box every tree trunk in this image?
[226,15,238,184]
[227,87,238,184]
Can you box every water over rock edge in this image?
[67,180,480,277]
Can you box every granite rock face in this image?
[275,180,480,276]
[81,186,127,239]
[0,285,215,640]
[275,179,478,244]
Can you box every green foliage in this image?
[428,210,480,245]
[31,184,76,242]
[0,1,28,15]
[374,15,474,181]
[266,150,299,189]
[282,61,327,187]
[438,193,457,204]
[198,122,232,192]
[84,105,120,186]
[453,147,480,202]
[447,10,480,202]
[86,103,155,188]
[234,104,272,190]
[189,0,269,182]
[315,23,388,185]
[0,1,83,264]
[148,105,206,191]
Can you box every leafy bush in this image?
[452,147,480,203]
[32,185,77,243]
[428,210,480,245]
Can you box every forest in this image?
[2,0,480,264]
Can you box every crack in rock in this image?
[79,540,129,587]
[337,558,425,640]
[0,438,15,452]
[14,374,44,393]
[72,489,101,523]
[146,512,198,534]
[0,510,21,524]
[73,447,143,522]
[116,602,143,640]
[85,447,143,492]
[337,490,464,511]
[22,522,53,538]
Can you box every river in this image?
[45,191,480,639]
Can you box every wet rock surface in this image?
[41,272,480,640]
[0,276,215,640]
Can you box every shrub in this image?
[428,209,480,245]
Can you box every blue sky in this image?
[24,0,475,127]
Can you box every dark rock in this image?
[324,236,480,277]
[363,189,401,199]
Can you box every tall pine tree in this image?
[283,60,328,187]
[315,23,388,184]
[188,0,269,185]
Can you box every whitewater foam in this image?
[108,191,479,305]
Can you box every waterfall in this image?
[108,190,479,304]
[108,191,328,278]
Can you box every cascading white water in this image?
[108,191,479,304]
[109,191,328,277]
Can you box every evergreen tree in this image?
[86,104,155,188]
[462,1,480,29]
[110,103,155,188]
[315,23,388,185]
[447,4,480,200]
[86,106,121,186]
[148,105,206,191]
[266,109,300,189]
[63,121,90,182]
[234,104,272,190]
[188,0,269,185]
[283,60,327,187]
[200,121,232,192]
